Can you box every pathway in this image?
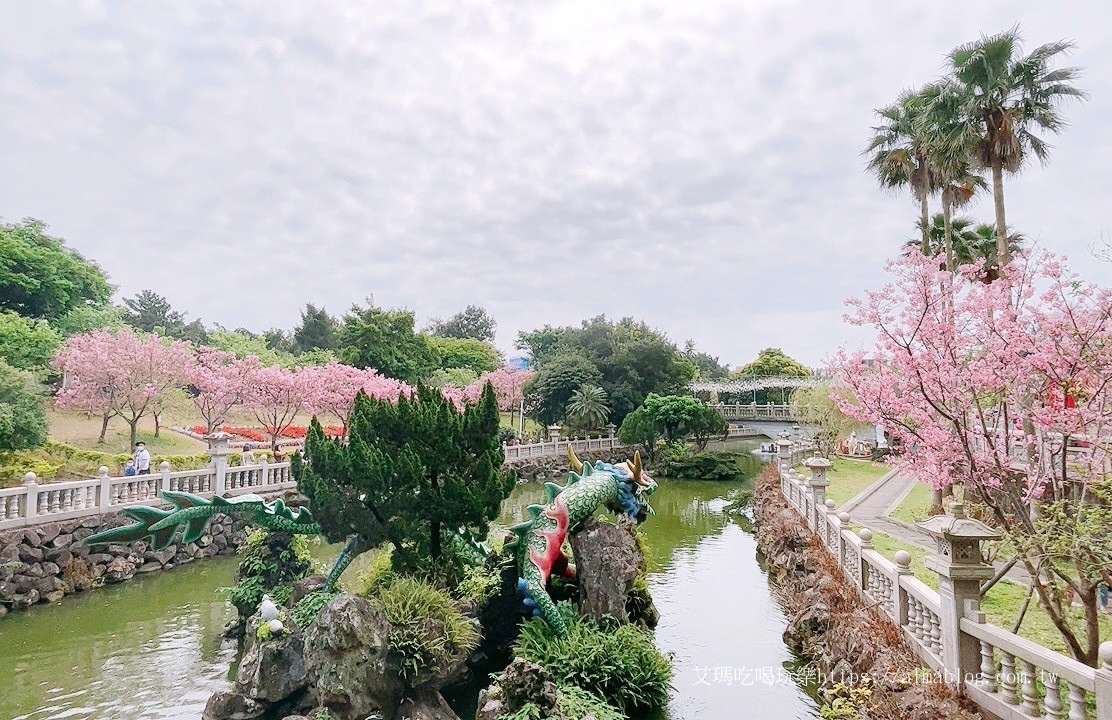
[842,468,1032,587]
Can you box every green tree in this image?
[683,340,730,380]
[0,311,62,370]
[263,327,294,353]
[0,358,48,451]
[0,219,113,321]
[292,303,338,353]
[908,214,1025,281]
[947,27,1087,264]
[338,300,434,383]
[428,305,497,342]
[292,384,514,576]
[685,404,728,452]
[122,289,186,335]
[566,385,610,431]
[50,305,125,337]
[865,87,942,254]
[426,367,480,389]
[735,348,811,379]
[208,328,285,366]
[427,336,501,376]
[617,406,661,463]
[641,394,707,443]
[791,384,865,458]
[517,316,696,424]
[525,354,602,426]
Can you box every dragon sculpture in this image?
[507,447,657,636]
[84,447,656,637]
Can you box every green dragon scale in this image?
[507,447,656,637]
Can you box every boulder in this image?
[103,557,136,584]
[235,622,309,702]
[9,587,40,609]
[569,516,648,625]
[38,523,60,544]
[303,595,404,720]
[18,545,44,563]
[287,575,327,608]
[49,533,73,549]
[202,691,266,720]
[475,658,559,720]
[399,690,460,720]
[42,561,60,577]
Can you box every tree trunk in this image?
[942,197,955,273]
[128,419,139,451]
[98,413,111,443]
[154,411,161,437]
[992,161,1009,265]
[430,519,441,560]
[919,191,931,255]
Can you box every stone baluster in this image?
[159,461,170,498]
[1094,642,1112,720]
[918,503,1000,687]
[258,456,270,487]
[1043,672,1064,720]
[893,550,912,626]
[1019,660,1040,715]
[23,472,39,522]
[857,528,873,594]
[977,641,996,691]
[999,652,1019,705]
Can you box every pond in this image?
[0,448,819,720]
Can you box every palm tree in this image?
[918,81,987,272]
[566,385,609,431]
[907,215,1025,281]
[865,88,941,254]
[947,26,1087,265]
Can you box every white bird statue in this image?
[260,594,280,622]
[268,618,285,635]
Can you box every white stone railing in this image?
[501,425,762,462]
[710,403,803,422]
[0,458,296,531]
[776,460,1112,720]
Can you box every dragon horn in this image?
[630,451,648,486]
[567,445,583,474]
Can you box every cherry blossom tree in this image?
[301,362,413,432]
[53,328,194,450]
[188,348,261,433]
[833,250,1112,665]
[243,364,307,451]
[464,367,535,425]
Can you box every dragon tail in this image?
[518,568,567,637]
[83,506,178,549]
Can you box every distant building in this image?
[508,356,530,370]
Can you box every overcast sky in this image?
[2,1,1109,369]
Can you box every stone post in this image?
[777,433,792,467]
[23,471,38,522]
[918,503,1000,687]
[258,455,270,487]
[547,424,561,444]
[97,465,112,512]
[836,511,851,570]
[893,549,913,627]
[1095,642,1112,720]
[206,431,234,496]
[159,461,171,499]
[804,457,833,530]
[857,528,873,592]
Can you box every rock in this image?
[0,603,7,618]
[280,716,308,720]
[50,533,73,549]
[23,562,45,579]
[137,562,162,574]
[303,595,404,720]
[569,516,646,625]
[38,523,60,544]
[144,549,176,565]
[18,545,44,563]
[81,515,104,528]
[476,658,559,720]
[213,534,229,550]
[86,553,113,566]
[10,588,40,609]
[46,546,73,565]
[103,557,135,584]
[44,590,65,603]
[21,528,42,547]
[399,690,461,720]
[287,575,327,608]
[202,690,266,720]
[42,561,60,577]
[33,576,64,595]
[235,621,308,702]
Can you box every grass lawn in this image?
[819,458,893,507]
[864,530,1111,653]
[889,481,933,525]
[499,411,541,436]
[48,409,207,455]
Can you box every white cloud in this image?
[2,0,1109,368]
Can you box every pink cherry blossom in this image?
[188,348,261,433]
[300,362,414,431]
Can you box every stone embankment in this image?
[505,448,634,482]
[0,511,247,617]
[753,466,982,720]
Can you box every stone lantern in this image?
[205,430,235,494]
[803,456,833,520]
[547,424,562,443]
[917,502,1000,684]
[606,423,617,439]
[776,432,793,467]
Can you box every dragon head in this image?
[567,447,656,523]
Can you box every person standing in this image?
[241,443,255,466]
[123,458,137,476]
[134,442,152,475]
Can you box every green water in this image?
[1,448,819,719]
